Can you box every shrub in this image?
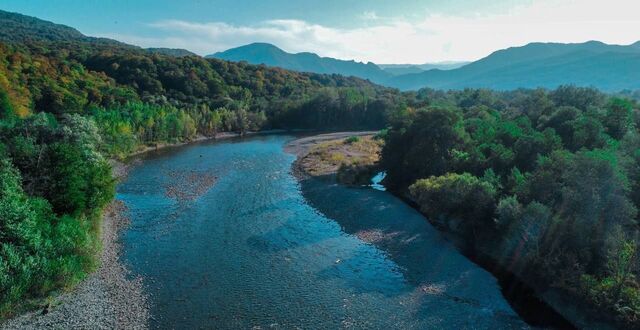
[344,135,360,144]
[409,173,496,237]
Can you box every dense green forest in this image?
[0,38,402,316]
[380,86,640,326]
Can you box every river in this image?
[117,134,529,329]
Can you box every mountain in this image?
[378,62,469,75]
[146,47,198,57]
[386,41,640,91]
[0,9,127,46]
[0,10,203,58]
[208,43,392,84]
[210,41,640,92]
[0,9,86,42]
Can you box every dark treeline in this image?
[380,86,640,326]
[0,40,402,316]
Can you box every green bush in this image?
[344,135,360,144]
[409,173,496,237]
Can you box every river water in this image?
[118,135,529,329]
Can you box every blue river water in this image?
[117,135,528,329]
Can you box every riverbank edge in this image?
[1,129,299,328]
[125,129,304,158]
[285,132,616,330]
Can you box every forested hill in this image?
[208,43,392,85]
[0,8,403,152]
[0,10,128,46]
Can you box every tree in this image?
[0,88,14,121]
[381,107,465,189]
[557,150,637,269]
[604,98,633,140]
[497,200,554,274]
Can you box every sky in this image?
[2,0,639,64]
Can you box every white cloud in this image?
[98,0,640,64]
[361,11,380,21]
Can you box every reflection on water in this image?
[117,135,527,329]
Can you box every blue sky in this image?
[2,0,639,63]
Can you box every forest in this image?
[380,86,640,326]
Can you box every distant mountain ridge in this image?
[210,41,640,92]
[385,41,640,91]
[378,62,470,75]
[207,43,392,84]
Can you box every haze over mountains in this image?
[377,62,470,75]
[208,43,393,84]
[211,41,640,92]
[1,9,639,92]
[208,43,470,82]
[385,41,640,91]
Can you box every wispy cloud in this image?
[361,11,380,21]
[98,0,640,63]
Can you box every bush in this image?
[409,173,496,238]
[344,135,360,144]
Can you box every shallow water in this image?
[118,135,528,329]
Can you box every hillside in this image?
[0,9,129,47]
[0,9,87,42]
[208,43,392,84]
[386,41,640,91]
